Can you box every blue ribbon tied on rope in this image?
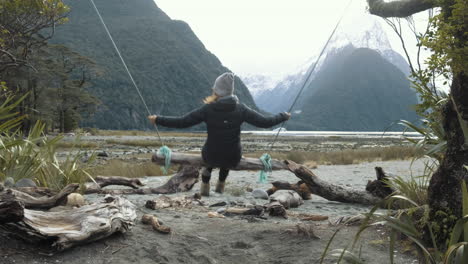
[258,153,272,184]
[158,145,172,175]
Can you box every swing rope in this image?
[89,0,171,174]
[258,0,354,183]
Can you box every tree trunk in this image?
[0,184,79,209]
[285,160,382,205]
[91,166,199,195]
[152,152,288,170]
[84,176,145,194]
[0,196,137,251]
[427,73,468,242]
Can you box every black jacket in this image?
[156,95,288,168]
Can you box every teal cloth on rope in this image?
[258,153,272,184]
[158,145,172,175]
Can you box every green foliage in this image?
[0,0,69,69]
[422,0,468,76]
[322,181,468,264]
[0,95,95,191]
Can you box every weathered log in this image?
[365,167,395,198]
[0,192,24,224]
[141,214,171,234]
[0,184,79,209]
[84,176,144,194]
[0,196,137,251]
[285,160,382,205]
[267,180,312,200]
[94,166,199,195]
[152,152,288,170]
[269,190,304,209]
[14,186,55,197]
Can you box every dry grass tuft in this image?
[245,146,420,166]
[56,141,100,149]
[90,160,174,178]
[104,139,173,148]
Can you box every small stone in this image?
[14,178,37,188]
[216,207,226,214]
[67,193,86,207]
[4,177,15,187]
[252,189,269,200]
[97,151,109,157]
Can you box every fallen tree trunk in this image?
[0,193,24,224]
[0,196,136,251]
[93,166,199,195]
[84,176,144,194]
[0,184,79,209]
[285,160,382,205]
[152,152,288,170]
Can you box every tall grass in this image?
[245,146,420,165]
[89,160,170,178]
[0,96,95,191]
[322,181,468,264]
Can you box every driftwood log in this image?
[267,180,312,200]
[0,184,79,209]
[365,167,395,198]
[92,166,199,195]
[84,176,145,194]
[0,192,24,224]
[152,152,288,170]
[285,160,382,205]
[0,195,137,251]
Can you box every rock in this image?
[209,201,228,207]
[4,177,15,187]
[252,189,269,200]
[208,212,225,218]
[67,193,86,207]
[97,151,109,157]
[269,190,304,209]
[14,178,37,188]
[216,207,226,214]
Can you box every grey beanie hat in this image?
[212,72,235,97]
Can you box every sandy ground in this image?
[0,159,426,264]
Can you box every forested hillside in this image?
[52,0,256,130]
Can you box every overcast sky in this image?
[154,0,431,77]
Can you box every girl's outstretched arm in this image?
[242,105,290,128]
[149,106,206,128]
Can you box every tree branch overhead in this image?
[367,0,438,18]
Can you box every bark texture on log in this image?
[365,167,395,198]
[84,176,144,194]
[1,184,79,209]
[285,160,381,205]
[367,0,438,18]
[0,196,137,251]
[94,166,199,195]
[267,180,312,200]
[152,152,288,170]
[0,193,24,224]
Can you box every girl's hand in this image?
[148,115,157,124]
[284,112,291,120]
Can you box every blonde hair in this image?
[203,92,220,104]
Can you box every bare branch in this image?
[368,0,438,18]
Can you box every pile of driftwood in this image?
[152,153,393,205]
[1,153,392,251]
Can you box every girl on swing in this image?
[148,72,290,196]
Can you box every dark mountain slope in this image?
[52,0,256,129]
[287,47,418,131]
